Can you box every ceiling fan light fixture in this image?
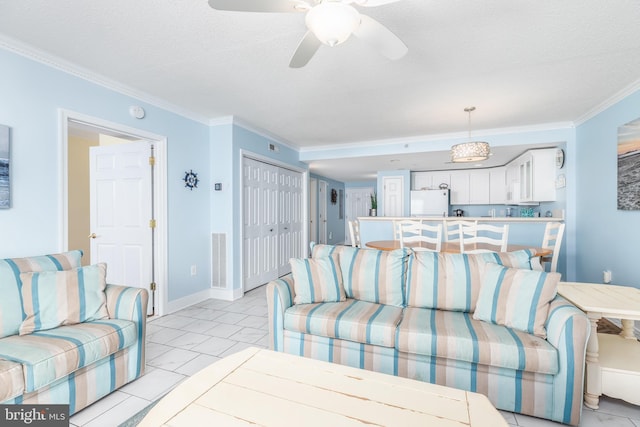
[306,2,360,47]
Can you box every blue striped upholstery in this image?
[339,247,409,307]
[0,359,24,401]
[474,263,560,338]
[396,307,558,374]
[0,251,83,339]
[310,243,349,259]
[290,255,345,304]
[284,299,403,347]
[19,263,109,335]
[267,275,589,426]
[0,283,148,416]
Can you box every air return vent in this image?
[212,233,226,288]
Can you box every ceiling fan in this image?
[207,0,408,68]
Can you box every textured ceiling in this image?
[1,0,640,180]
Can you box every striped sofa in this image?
[267,244,590,426]
[0,251,148,415]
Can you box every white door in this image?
[277,168,303,276]
[383,176,405,217]
[345,187,373,245]
[318,180,328,244]
[89,141,153,315]
[243,158,280,292]
[309,178,317,247]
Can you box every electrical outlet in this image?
[329,232,333,240]
[191,265,197,276]
[603,270,612,284]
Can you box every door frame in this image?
[318,180,328,244]
[309,178,317,247]
[59,109,168,317]
[239,150,308,295]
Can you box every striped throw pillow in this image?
[310,243,349,259]
[19,263,109,335]
[290,256,345,304]
[339,247,409,307]
[0,250,83,338]
[473,263,560,338]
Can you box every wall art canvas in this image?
[0,125,9,209]
[618,117,640,210]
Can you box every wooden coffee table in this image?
[140,347,507,426]
[558,282,640,409]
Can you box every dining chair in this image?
[348,220,361,248]
[460,223,509,253]
[399,222,443,252]
[443,219,478,242]
[394,219,421,240]
[541,222,565,272]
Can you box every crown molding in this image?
[230,117,300,152]
[299,122,575,154]
[574,78,640,126]
[0,35,210,125]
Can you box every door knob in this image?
[88,233,97,239]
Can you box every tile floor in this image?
[70,285,640,427]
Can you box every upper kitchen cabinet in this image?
[508,148,557,204]
[412,171,451,190]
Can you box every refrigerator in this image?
[410,189,450,217]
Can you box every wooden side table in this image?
[558,282,640,409]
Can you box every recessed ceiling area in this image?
[0,0,638,182]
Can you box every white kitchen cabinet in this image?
[510,148,556,203]
[411,171,450,190]
[468,170,490,204]
[449,171,470,205]
[489,168,506,204]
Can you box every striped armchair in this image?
[267,244,589,425]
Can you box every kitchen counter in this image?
[357,216,564,223]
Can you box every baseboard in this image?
[166,288,213,314]
[209,286,244,301]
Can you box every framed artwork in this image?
[0,125,9,209]
[618,117,640,210]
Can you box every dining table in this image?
[364,240,553,257]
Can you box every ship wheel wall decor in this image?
[183,170,199,190]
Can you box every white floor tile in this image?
[165,331,210,350]
[182,319,223,335]
[499,410,517,426]
[215,312,248,325]
[174,354,221,376]
[69,390,130,426]
[218,341,258,358]
[513,412,566,426]
[147,347,199,371]
[203,322,243,338]
[119,368,185,401]
[578,410,637,427]
[83,396,150,427]
[145,342,173,361]
[190,336,237,356]
[596,397,640,420]
[229,327,267,344]
[147,327,183,345]
[148,314,196,330]
[236,315,269,329]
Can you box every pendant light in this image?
[451,107,490,162]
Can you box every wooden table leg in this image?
[584,316,601,409]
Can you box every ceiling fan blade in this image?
[289,31,322,68]
[351,0,402,6]
[207,0,304,13]
[352,14,407,60]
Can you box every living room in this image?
[1,1,640,426]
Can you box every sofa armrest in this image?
[544,295,590,425]
[266,274,295,352]
[105,284,149,322]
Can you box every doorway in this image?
[61,110,167,317]
[344,187,373,245]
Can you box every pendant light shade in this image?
[451,107,490,163]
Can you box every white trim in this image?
[238,149,308,296]
[232,118,299,152]
[2,35,208,125]
[209,116,234,126]
[166,289,214,313]
[210,287,244,302]
[59,109,169,317]
[574,78,640,126]
[298,122,576,155]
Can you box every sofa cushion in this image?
[284,299,403,348]
[474,263,560,338]
[339,247,409,307]
[405,250,536,312]
[290,255,345,304]
[0,359,24,402]
[396,307,558,375]
[310,243,349,259]
[0,319,137,392]
[0,250,83,339]
[19,263,109,335]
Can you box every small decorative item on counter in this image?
[520,208,535,217]
[369,192,377,216]
[545,210,553,217]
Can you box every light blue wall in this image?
[575,89,640,287]
[0,47,212,303]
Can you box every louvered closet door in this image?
[278,167,303,276]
